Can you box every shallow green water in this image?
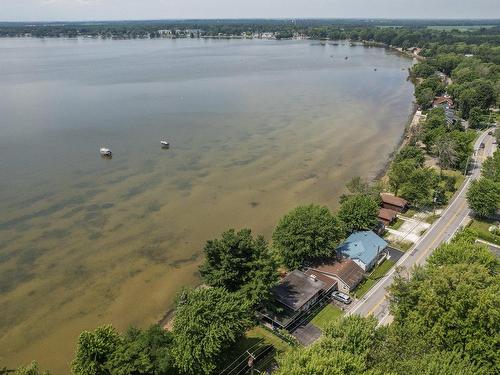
[0,38,413,373]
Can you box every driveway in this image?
[386,216,431,243]
[387,247,404,262]
[291,322,322,346]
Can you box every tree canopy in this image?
[272,204,344,269]
[171,287,252,375]
[338,194,379,234]
[466,177,500,218]
[199,228,278,307]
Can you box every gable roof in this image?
[309,258,364,289]
[433,96,454,108]
[380,193,408,208]
[271,270,325,311]
[378,208,397,222]
[337,231,388,267]
[304,269,338,291]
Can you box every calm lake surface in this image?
[0,38,413,373]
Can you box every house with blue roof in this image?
[337,231,388,272]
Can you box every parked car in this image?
[332,291,352,305]
[480,142,485,149]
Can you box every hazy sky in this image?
[1,0,500,22]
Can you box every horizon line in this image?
[1,17,500,24]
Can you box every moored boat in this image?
[100,147,112,157]
[161,140,170,148]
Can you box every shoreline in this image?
[374,101,418,181]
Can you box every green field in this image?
[311,304,343,331]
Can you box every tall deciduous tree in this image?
[467,107,483,128]
[338,194,379,234]
[481,151,500,183]
[274,347,366,375]
[272,204,344,269]
[72,325,121,375]
[106,325,176,375]
[199,229,278,307]
[172,288,251,375]
[466,178,500,218]
[399,167,439,208]
[389,264,499,372]
[428,230,499,274]
[388,159,419,196]
[435,136,458,174]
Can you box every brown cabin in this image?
[378,208,397,226]
[380,193,409,213]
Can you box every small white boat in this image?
[100,147,112,156]
[160,140,170,148]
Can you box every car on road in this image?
[488,131,493,135]
[332,291,352,304]
[480,142,485,149]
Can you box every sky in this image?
[1,0,500,22]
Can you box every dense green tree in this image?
[467,107,483,128]
[429,53,463,75]
[172,287,252,375]
[400,167,439,207]
[199,229,278,307]
[466,177,500,218]
[274,344,367,375]
[107,325,176,375]
[393,146,425,166]
[338,194,379,233]
[435,136,458,173]
[411,62,435,78]
[415,86,435,109]
[448,130,476,171]
[323,315,380,361]
[272,204,344,269]
[482,150,500,182]
[428,231,499,274]
[72,325,122,375]
[388,159,419,195]
[389,264,500,372]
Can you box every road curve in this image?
[348,129,494,323]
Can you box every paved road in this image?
[348,129,494,324]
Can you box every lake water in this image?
[0,38,413,373]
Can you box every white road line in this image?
[349,129,490,318]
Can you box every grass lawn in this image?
[354,259,396,298]
[469,219,500,246]
[222,326,291,373]
[310,304,343,331]
[389,218,403,230]
[401,208,417,218]
[246,326,291,354]
[390,240,413,252]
